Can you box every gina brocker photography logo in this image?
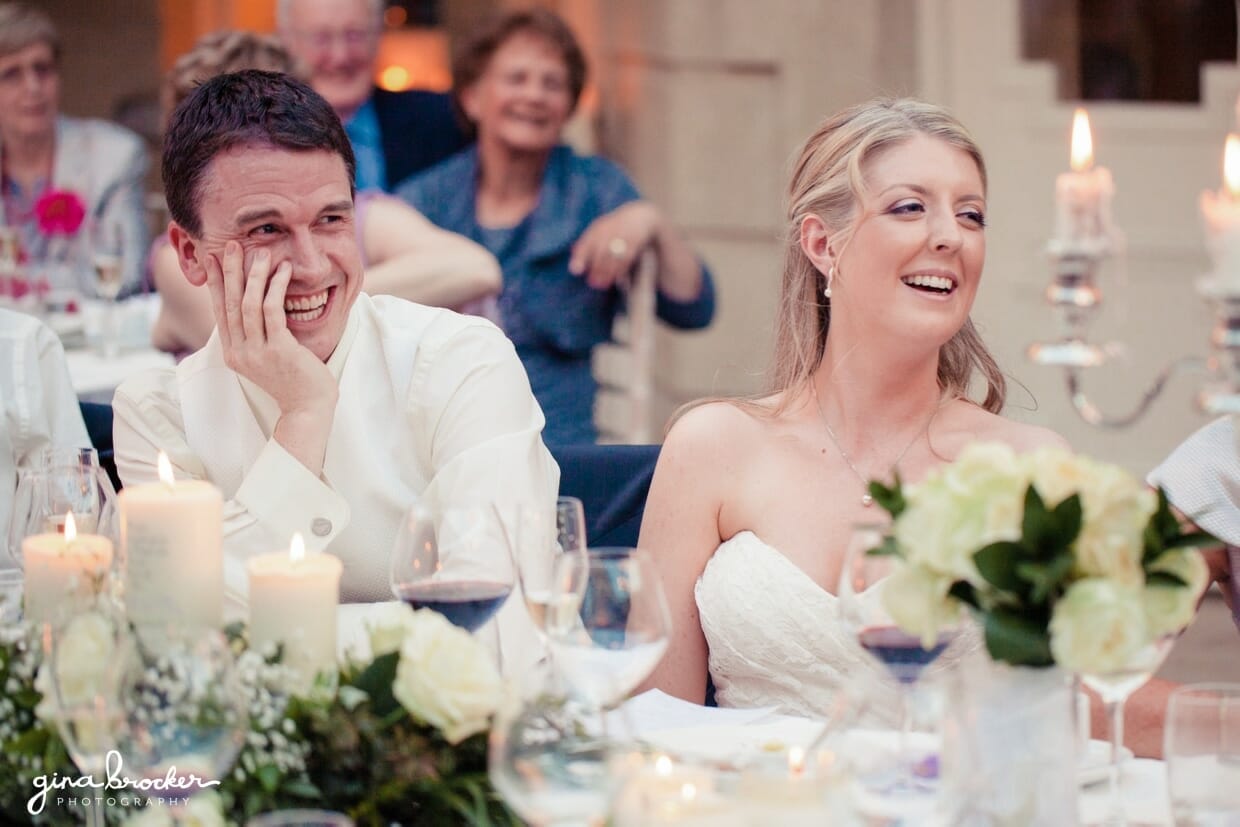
[27,750,219,816]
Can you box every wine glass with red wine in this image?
[837,521,959,800]
[389,501,517,634]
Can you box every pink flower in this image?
[34,189,86,236]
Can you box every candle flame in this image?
[289,532,305,563]
[64,512,76,542]
[1070,108,1094,172]
[680,782,697,803]
[1225,134,1240,197]
[654,754,673,776]
[788,746,806,777]
[157,451,175,485]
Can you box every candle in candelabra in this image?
[1053,108,1115,249]
[22,512,113,625]
[247,533,342,692]
[1199,133,1240,294]
[118,451,223,631]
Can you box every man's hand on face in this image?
[205,241,339,475]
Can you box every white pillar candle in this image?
[1053,108,1115,248]
[22,513,113,626]
[1200,134,1240,294]
[247,533,342,692]
[118,452,223,631]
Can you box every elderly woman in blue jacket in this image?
[399,8,714,445]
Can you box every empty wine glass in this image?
[90,219,124,357]
[44,606,131,827]
[113,627,248,816]
[389,501,517,634]
[545,547,671,712]
[837,521,957,800]
[490,665,633,827]
[1080,634,1178,827]
[1165,682,1240,826]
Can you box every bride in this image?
[641,98,1067,718]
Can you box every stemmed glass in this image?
[545,547,671,714]
[113,627,248,821]
[44,606,130,827]
[836,522,957,800]
[7,449,120,572]
[514,497,589,645]
[1080,634,1177,826]
[90,219,125,357]
[389,501,517,634]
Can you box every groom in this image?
[112,71,556,663]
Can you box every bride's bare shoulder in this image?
[952,403,1070,453]
[661,396,783,463]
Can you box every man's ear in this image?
[458,84,481,124]
[167,222,208,287]
[799,214,837,276]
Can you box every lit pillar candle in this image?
[1053,108,1115,248]
[118,452,223,631]
[22,513,113,626]
[612,754,741,827]
[1200,134,1240,293]
[247,533,342,692]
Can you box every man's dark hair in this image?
[162,69,355,236]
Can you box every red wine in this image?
[858,625,949,683]
[396,580,512,632]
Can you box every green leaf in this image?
[1163,531,1223,551]
[865,534,902,558]
[255,763,281,793]
[1016,551,1075,604]
[350,651,400,717]
[973,542,1026,593]
[1145,570,1189,588]
[869,475,906,518]
[947,580,980,610]
[982,608,1054,667]
[1020,485,1052,551]
[1048,493,1083,550]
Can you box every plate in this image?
[640,718,826,769]
[1078,739,1134,786]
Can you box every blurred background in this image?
[45,0,1240,485]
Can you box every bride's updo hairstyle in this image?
[773,98,1006,413]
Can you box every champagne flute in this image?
[45,606,131,827]
[90,219,124,357]
[837,522,956,799]
[389,501,516,633]
[1080,634,1177,827]
[516,497,588,638]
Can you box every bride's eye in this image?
[959,209,987,228]
[889,201,924,216]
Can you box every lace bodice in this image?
[696,531,920,720]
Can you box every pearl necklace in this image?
[812,388,941,507]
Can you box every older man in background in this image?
[277,0,468,191]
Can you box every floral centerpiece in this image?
[867,443,1215,826]
[869,443,1213,671]
[0,605,517,826]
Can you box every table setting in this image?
[0,440,1236,826]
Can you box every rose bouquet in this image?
[0,605,516,826]
[869,443,1215,672]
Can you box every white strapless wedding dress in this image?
[694,531,915,721]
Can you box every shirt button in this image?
[311,518,333,537]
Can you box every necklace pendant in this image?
[861,493,874,507]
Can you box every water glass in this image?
[0,568,22,626]
[1165,683,1240,826]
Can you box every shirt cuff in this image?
[233,438,351,550]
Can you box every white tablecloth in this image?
[61,295,174,400]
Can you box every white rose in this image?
[366,602,418,657]
[1049,578,1147,674]
[1142,549,1209,637]
[392,609,501,743]
[880,563,963,649]
[896,442,1027,584]
[37,611,118,721]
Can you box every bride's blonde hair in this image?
[773,98,1005,412]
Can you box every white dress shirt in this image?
[113,294,559,668]
[0,308,90,553]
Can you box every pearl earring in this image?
[823,266,834,300]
